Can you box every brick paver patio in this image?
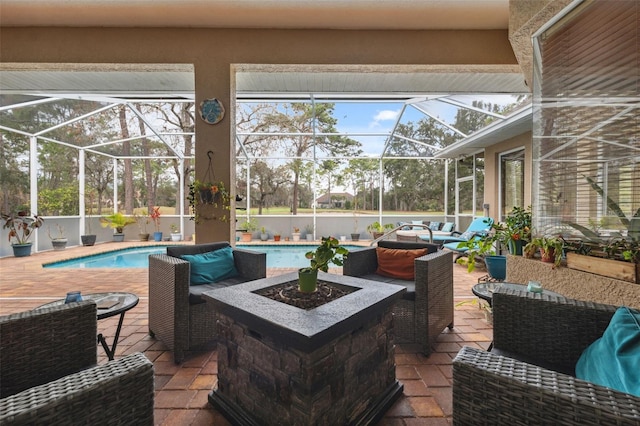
[0,241,492,425]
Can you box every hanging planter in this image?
[187,151,231,224]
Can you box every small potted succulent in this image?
[292,227,301,242]
[2,212,44,257]
[298,236,349,293]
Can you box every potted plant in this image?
[2,212,44,257]
[273,231,281,242]
[239,218,258,242]
[304,224,314,241]
[298,236,349,293]
[367,221,395,239]
[260,226,269,241]
[457,234,506,280]
[150,207,162,241]
[187,179,231,224]
[170,223,182,241]
[81,190,97,246]
[524,236,564,266]
[134,212,150,241]
[292,227,301,242]
[48,223,67,251]
[491,206,532,255]
[100,212,136,242]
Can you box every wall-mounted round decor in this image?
[199,98,225,124]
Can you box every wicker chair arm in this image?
[453,346,640,425]
[148,254,191,353]
[342,247,378,277]
[492,288,617,370]
[232,248,267,280]
[413,250,454,355]
[0,352,154,425]
[0,302,97,397]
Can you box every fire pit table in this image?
[203,271,406,426]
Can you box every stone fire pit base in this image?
[205,272,406,426]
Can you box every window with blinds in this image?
[532,0,640,238]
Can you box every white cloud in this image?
[370,109,400,128]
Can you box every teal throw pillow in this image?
[429,222,441,231]
[181,247,239,285]
[575,306,640,397]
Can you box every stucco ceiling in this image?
[0,0,509,30]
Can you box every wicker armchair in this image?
[453,287,640,425]
[343,241,453,355]
[148,242,266,363]
[0,302,154,425]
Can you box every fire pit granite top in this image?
[203,271,406,352]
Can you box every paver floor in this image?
[0,241,492,425]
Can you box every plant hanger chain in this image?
[202,150,216,183]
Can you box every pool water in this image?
[239,244,361,268]
[44,246,170,268]
[44,244,362,269]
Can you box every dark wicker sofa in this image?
[343,240,453,355]
[0,302,154,425]
[453,287,640,425]
[148,242,266,363]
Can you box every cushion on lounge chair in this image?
[441,222,455,232]
[181,246,239,285]
[376,247,428,280]
[575,306,640,397]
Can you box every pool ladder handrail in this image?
[369,223,433,246]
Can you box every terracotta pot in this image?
[540,248,556,263]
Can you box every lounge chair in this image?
[343,240,454,356]
[453,287,640,425]
[148,242,266,363]
[427,216,493,245]
[396,221,455,241]
[0,302,154,425]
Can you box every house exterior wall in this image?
[0,27,518,243]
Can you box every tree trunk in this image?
[118,106,133,214]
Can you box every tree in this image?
[250,161,289,214]
[259,103,361,214]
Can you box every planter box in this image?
[566,252,640,284]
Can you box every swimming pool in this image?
[43,244,362,269]
[44,246,171,268]
[238,244,361,268]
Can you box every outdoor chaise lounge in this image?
[148,242,266,363]
[396,221,456,241]
[343,240,454,355]
[422,216,493,245]
[0,302,154,425]
[453,287,640,425]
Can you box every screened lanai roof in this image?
[0,64,530,159]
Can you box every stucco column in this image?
[194,62,234,243]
